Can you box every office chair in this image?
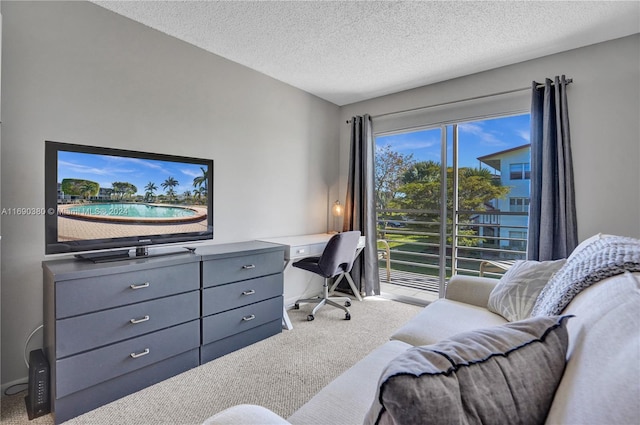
[293,231,361,321]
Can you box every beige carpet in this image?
[1,297,422,425]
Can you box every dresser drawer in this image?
[56,291,199,358]
[55,320,199,398]
[202,296,282,345]
[55,262,200,318]
[202,273,282,316]
[202,250,284,288]
[53,349,199,424]
[201,320,282,364]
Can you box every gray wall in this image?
[340,34,640,242]
[1,1,340,387]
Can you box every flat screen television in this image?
[45,141,214,258]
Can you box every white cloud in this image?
[516,129,530,142]
[458,122,508,147]
[394,139,439,151]
[58,160,130,176]
[107,156,169,173]
[181,167,202,178]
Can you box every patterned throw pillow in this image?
[364,315,572,425]
[487,259,566,321]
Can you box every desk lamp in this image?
[331,200,343,233]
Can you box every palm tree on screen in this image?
[193,167,208,191]
[144,182,158,202]
[161,177,179,203]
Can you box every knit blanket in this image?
[531,235,640,316]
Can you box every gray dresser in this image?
[199,242,285,363]
[43,241,284,424]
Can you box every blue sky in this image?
[58,152,208,196]
[375,113,530,170]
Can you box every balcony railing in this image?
[377,208,528,294]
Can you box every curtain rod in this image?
[345,78,572,123]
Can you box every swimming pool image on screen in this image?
[55,150,211,242]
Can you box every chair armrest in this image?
[377,239,390,282]
[445,275,499,308]
[202,405,291,425]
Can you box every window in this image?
[509,163,530,180]
[509,231,527,250]
[374,113,531,298]
[509,197,530,212]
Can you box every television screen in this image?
[45,141,213,256]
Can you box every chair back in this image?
[317,231,362,278]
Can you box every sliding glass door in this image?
[375,114,531,302]
[376,127,446,299]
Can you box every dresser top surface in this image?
[43,241,285,280]
[43,251,201,281]
[196,240,285,260]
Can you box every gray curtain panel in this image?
[528,75,578,261]
[343,115,380,296]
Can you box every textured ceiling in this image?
[93,1,640,106]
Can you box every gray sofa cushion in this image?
[391,298,507,346]
[546,272,640,424]
[202,404,290,425]
[287,340,412,425]
[365,315,572,425]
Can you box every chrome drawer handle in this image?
[130,348,150,359]
[242,314,256,321]
[130,315,150,324]
[130,282,150,290]
[242,290,256,296]
[242,264,256,269]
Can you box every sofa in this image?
[204,234,640,425]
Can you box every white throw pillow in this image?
[487,259,566,321]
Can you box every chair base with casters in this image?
[291,230,361,322]
[329,268,363,301]
[294,277,351,321]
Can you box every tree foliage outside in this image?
[391,160,442,211]
[392,163,509,213]
[378,157,510,250]
[375,144,415,211]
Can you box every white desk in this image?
[260,233,365,330]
